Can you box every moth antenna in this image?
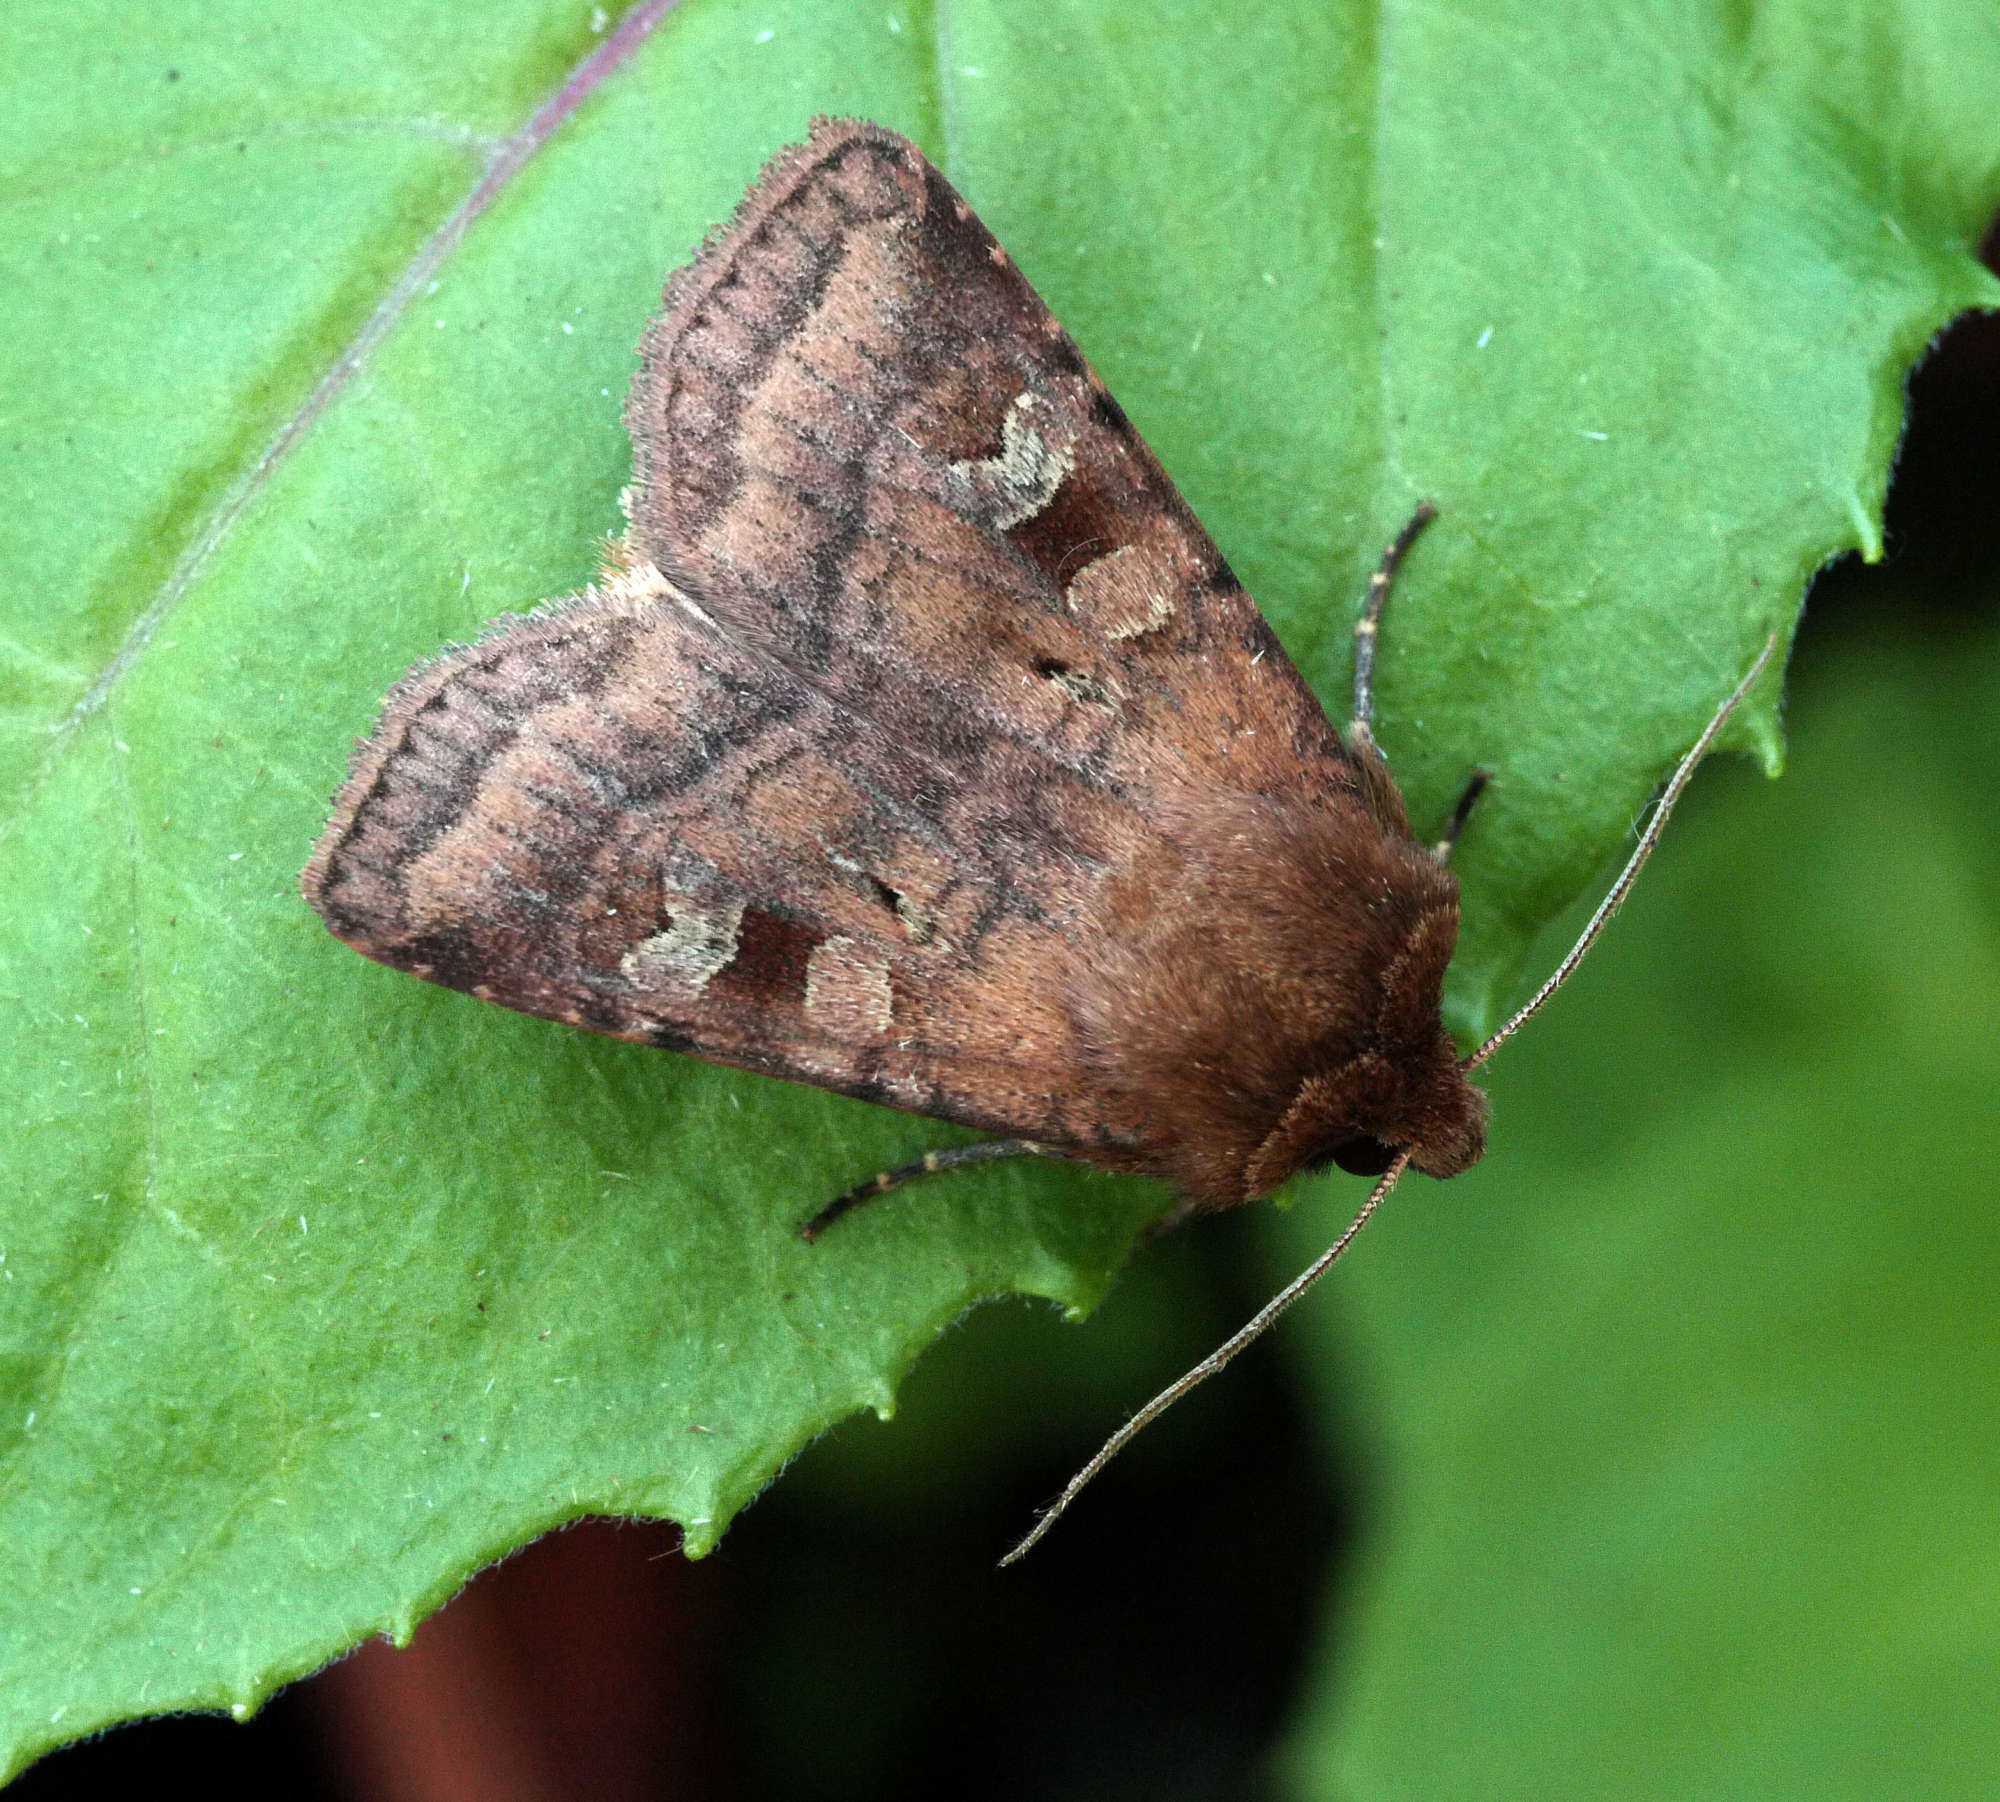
[998,1150,1413,1567]
[1350,502,1438,745]
[1433,767,1492,863]
[1462,633,1779,1075]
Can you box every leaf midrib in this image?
[0,0,688,852]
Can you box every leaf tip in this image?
[1846,491,1885,563]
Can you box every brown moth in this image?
[304,118,1773,1557]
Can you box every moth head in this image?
[1242,897,1488,1197]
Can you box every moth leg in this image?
[801,1139,1053,1242]
[1432,768,1492,863]
[1348,501,1438,752]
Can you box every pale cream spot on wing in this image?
[621,898,746,993]
[892,889,941,944]
[1065,542,1179,639]
[803,935,894,1039]
[947,392,1075,530]
[594,556,676,616]
[1044,665,1120,711]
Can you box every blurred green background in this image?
[26,296,1999,1802]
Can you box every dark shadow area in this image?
[1799,299,2000,657]
[715,1203,1349,1802]
[9,1695,337,1802]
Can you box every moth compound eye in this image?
[1330,1136,1398,1177]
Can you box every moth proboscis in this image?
[301,118,1780,1564]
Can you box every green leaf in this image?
[1,0,1995,1776]
[1272,605,2000,1799]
